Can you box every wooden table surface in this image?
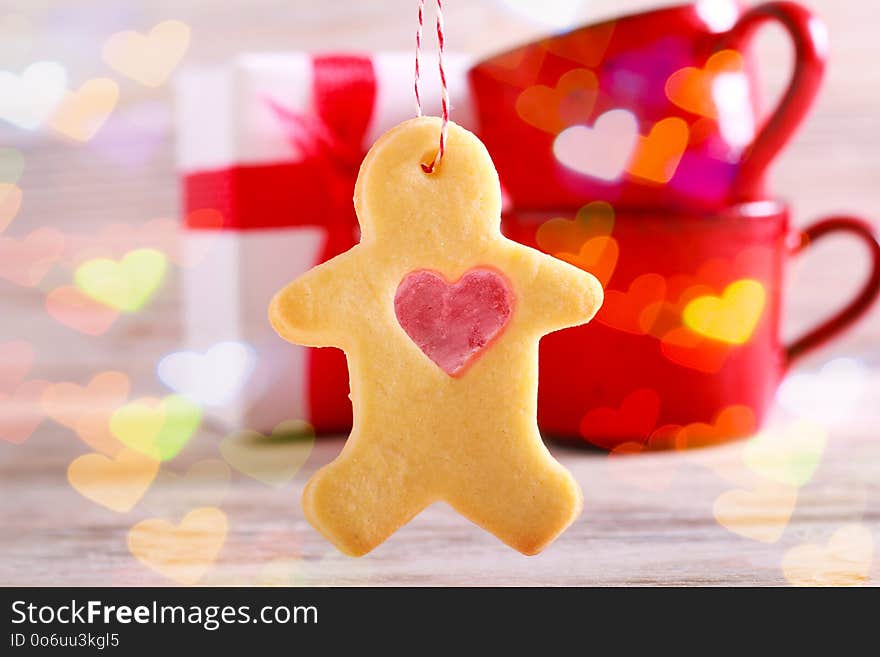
[1,0,878,586]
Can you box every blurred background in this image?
[1,0,877,372]
[1,0,878,586]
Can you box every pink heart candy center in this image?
[394,268,514,376]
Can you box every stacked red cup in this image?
[468,1,880,449]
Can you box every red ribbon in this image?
[183,54,377,432]
[184,54,376,232]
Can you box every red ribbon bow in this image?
[185,54,376,236]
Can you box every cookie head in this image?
[354,117,503,249]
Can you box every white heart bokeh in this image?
[553,109,639,182]
[0,61,67,130]
[157,341,257,406]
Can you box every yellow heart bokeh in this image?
[102,20,190,88]
[255,558,306,587]
[109,396,164,451]
[742,420,827,488]
[682,278,766,345]
[783,524,874,586]
[74,248,166,313]
[109,394,201,461]
[220,419,314,487]
[141,459,231,518]
[713,480,798,544]
[127,507,227,585]
[67,447,159,512]
[48,78,119,142]
[535,201,615,255]
[557,235,619,286]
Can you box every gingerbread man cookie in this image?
[270,117,603,556]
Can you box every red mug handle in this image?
[785,217,880,366]
[717,2,828,201]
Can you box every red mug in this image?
[469,1,827,211]
[502,202,880,449]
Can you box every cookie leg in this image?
[302,447,432,557]
[443,449,583,556]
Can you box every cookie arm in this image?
[520,252,605,333]
[269,252,360,348]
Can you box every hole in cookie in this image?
[420,149,441,174]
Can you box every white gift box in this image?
[174,52,473,433]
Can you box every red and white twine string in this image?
[414,0,449,173]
